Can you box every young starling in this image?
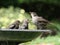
[30,12,57,37]
[19,19,29,29]
[30,12,48,29]
[7,20,20,29]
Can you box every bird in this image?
[30,12,57,37]
[30,12,48,29]
[19,19,29,29]
[7,20,20,29]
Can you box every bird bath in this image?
[0,29,51,42]
[0,29,51,45]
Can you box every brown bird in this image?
[7,20,20,29]
[30,12,48,29]
[30,12,57,37]
[19,19,29,29]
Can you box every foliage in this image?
[46,22,60,31]
[0,0,60,7]
[0,6,36,29]
[18,0,60,5]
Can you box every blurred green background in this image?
[0,0,60,45]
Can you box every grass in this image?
[19,33,60,45]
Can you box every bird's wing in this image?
[37,17,48,23]
[8,24,15,29]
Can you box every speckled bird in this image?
[7,20,20,29]
[19,19,29,29]
[30,12,48,29]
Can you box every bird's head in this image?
[29,12,37,17]
[15,20,21,25]
[23,19,29,23]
